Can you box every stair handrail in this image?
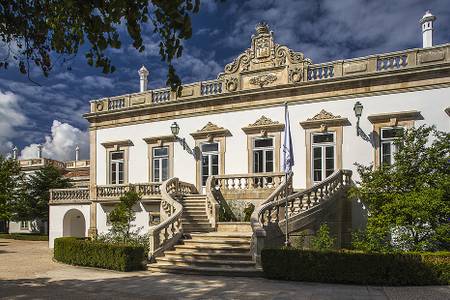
[205,175,220,228]
[148,177,197,260]
[250,172,293,265]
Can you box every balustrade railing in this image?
[50,188,90,204]
[212,172,285,192]
[149,177,198,260]
[250,170,351,266]
[307,64,334,81]
[152,88,171,103]
[377,54,408,71]
[201,80,223,96]
[96,183,161,200]
[108,97,125,110]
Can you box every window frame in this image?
[152,146,169,182]
[311,132,336,184]
[380,126,404,166]
[109,150,125,185]
[200,141,220,187]
[252,136,275,173]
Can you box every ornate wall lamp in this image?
[353,101,363,136]
[170,122,197,158]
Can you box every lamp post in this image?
[170,122,195,157]
[353,101,363,136]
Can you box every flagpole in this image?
[284,102,290,247]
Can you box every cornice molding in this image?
[143,135,176,145]
[368,110,423,124]
[300,110,351,129]
[242,116,285,134]
[101,139,134,148]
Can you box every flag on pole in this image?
[283,102,294,173]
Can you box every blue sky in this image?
[0,0,449,160]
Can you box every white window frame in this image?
[110,151,124,185]
[380,127,404,166]
[311,132,336,184]
[20,221,29,230]
[200,142,220,187]
[252,137,274,173]
[152,146,169,182]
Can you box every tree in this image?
[0,0,210,88]
[351,125,450,252]
[12,165,71,223]
[311,223,335,251]
[0,155,24,222]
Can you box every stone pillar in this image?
[75,145,80,161]
[12,146,18,160]
[88,128,98,237]
[138,66,149,93]
[37,144,43,158]
[420,10,436,48]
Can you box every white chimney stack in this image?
[12,146,18,160]
[75,145,80,161]
[138,65,149,92]
[420,10,436,48]
[37,144,43,158]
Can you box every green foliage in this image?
[0,155,24,221]
[96,191,149,255]
[0,233,48,241]
[12,165,71,223]
[0,0,214,88]
[311,223,335,251]
[261,248,450,285]
[217,199,237,222]
[54,237,145,271]
[243,203,255,222]
[351,126,450,252]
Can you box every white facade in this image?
[49,204,90,247]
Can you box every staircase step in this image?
[174,244,250,254]
[148,264,262,277]
[189,232,252,240]
[182,239,250,247]
[156,257,255,268]
[163,251,253,261]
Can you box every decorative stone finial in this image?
[255,21,270,35]
[138,65,149,92]
[12,146,18,160]
[419,10,436,48]
[37,144,43,158]
[75,145,80,161]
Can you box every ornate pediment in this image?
[191,122,231,140]
[218,22,311,79]
[242,115,284,134]
[308,110,341,121]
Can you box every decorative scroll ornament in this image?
[249,115,280,127]
[249,73,277,87]
[198,122,224,132]
[308,109,341,121]
[226,77,238,92]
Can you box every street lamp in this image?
[353,101,363,136]
[170,122,196,158]
[170,122,180,136]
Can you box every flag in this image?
[283,102,294,173]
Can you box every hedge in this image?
[54,237,145,272]
[0,233,48,241]
[262,248,449,285]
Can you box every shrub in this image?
[54,237,145,271]
[0,233,48,241]
[261,248,450,285]
[310,224,335,251]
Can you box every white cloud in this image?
[0,91,27,155]
[20,120,89,161]
[81,75,114,90]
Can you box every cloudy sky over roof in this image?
[0,0,449,161]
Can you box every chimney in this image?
[75,145,80,161]
[37,144,43,158]
[12,146,18,160]
[138,65,149,92]
[420,10,436,48]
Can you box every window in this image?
[110,151,124,184]
[152,146,169,182]
[201,142,219,186]
[380,127,404,165]
[20,221,28,230]
[312,133,335,183]
[253,137,274,173]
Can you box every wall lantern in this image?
[353,101,363,136]
[170,122,196,158]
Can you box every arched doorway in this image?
[63,209,86,237]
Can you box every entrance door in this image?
[201,142,219,186]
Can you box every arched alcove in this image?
[62,209,86,237]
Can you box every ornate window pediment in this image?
[190,122,232,140]
[242,116,285,135]
[300,110,350,130]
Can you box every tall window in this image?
[201,142,219,186]
[152,146,169,182]
[20,221,28,230]
[312,133,335,183]
[380,127,404,165]
[110,151,124,184]
[253,137,274,173]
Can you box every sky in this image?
[0,0,449,161]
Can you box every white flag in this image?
[283,103,294,173]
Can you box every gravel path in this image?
[0,239,448,299]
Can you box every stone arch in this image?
[62,209,86,237]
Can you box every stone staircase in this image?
[148,194,261,276]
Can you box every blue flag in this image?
[283,103,294,173]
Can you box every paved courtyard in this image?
[0,239,448,300]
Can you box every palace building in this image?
[48,12,449,275]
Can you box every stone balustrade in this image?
[149,177,198,260]
[19,158,66,170]
[65,159,90,169]
[89,44,450,113]
[50,188,90,204]
[96,183,162,201]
